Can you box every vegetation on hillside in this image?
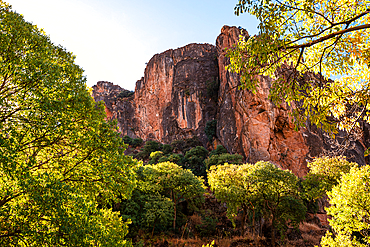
[1,0,369,245]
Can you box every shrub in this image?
[205,153,243,169]
[135,140,163,160]
[184,146,209,177]
[196,214,219,237]
[171,136,203,153]
[149,151,164,164]
[158,154,183,165]
[205,120,217,142]
[162,144,174,155]
[123,135,132,145]
[209,145,228,157]
[131,138,143,148]
[117,89,134,99]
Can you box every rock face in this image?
[92,25,369,177]
[216,26,311,176]
[92,81,136,138]
[134,43,219,145]
[93,44,219,146]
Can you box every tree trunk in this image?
[172,190,176,231]
[252,209,256,246]
[173,204,177,231]
[271,215,276,247]
[241,208,246,236]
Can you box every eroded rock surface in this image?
[92,26,369,178]
[92,81,136,138]
[216,26,310,176]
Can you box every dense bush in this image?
[209,145,228,157]
[119,166,174,236]
[131,138,143,148]
[135,141,163,160]
[162,144,174,155]
[171,136,203,153]
[117,89,134,99]
[123,135,143,148]
[184,146,209,177]
[205,120,217,142]
[148,151,164,164]
[204,153,243,169]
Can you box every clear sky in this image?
[8,0,259,90]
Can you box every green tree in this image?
[135,140,163,160]
[321,165,370,247]
[228,0,370,134]
[252,162,306,247]
[208,163,259,238]
[0,2,136,245]
[120,166,174,237]
[204,153,243,169]
[184,146,209,177]
[302,156,357,201]
[209,145,228,157]
[145,162,205,231]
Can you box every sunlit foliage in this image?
[144,162,205,230]
[321,165,370,246]
[228,0,370,134]
[208,162,306,246]
[0,1,136,245]
[302,156,357,201]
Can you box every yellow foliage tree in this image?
[228,0,370,136]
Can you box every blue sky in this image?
[9,0,259,90]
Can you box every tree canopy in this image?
[208,162,306,246]
[208,163,259,237]
[144,162,205,231]
[302,156,357,201]
[0,1,136,245]
[321,165,370,246]
[228,0,370,135]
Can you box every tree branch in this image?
[286,24,370,50]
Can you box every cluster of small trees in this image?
[119,162,205,236]
[209,157,370,246]
[123,133,370,246]
[129,136,242,178]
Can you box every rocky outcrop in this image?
[92,81,136,138]
[216,26,311,176]
[92,25,369,177]
[134,43,219,145]
[93,44,219,146]
[215,26,369,176]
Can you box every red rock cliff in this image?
[216,26,311,176]
[92,26,369,177]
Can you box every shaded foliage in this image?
[205,120,217,142]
